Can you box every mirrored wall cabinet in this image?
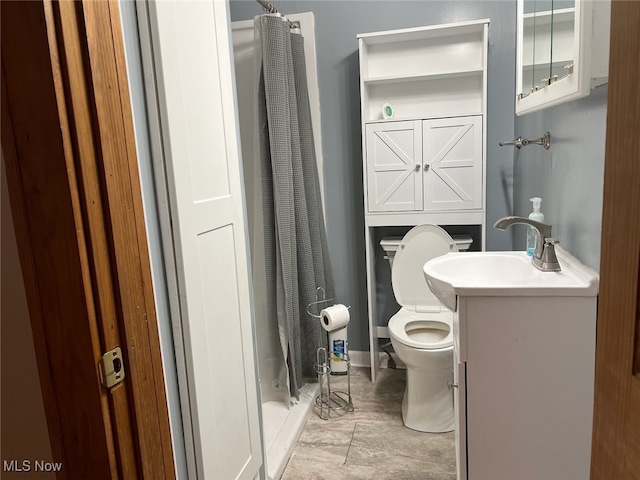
[516,0,610,115]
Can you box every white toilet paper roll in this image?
[320,304,350,332]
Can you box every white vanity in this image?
[425,248,598,479]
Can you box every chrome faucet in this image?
[494,216,561,272]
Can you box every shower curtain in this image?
[256,14,334,399]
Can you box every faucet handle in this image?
[540,238,561,272]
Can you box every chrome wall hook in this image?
[499,132,551,150]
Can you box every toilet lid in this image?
[392,225,457,307]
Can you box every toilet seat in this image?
[389,308,453,350]
[390,225,457,351]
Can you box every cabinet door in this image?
[423,116,483,211]
[365,120,422,212]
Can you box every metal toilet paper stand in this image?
[307,287,354,420]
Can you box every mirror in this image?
[550,1,576,83]
[521,0,551,96]
[521,0,575,98]
[516,0,610,115]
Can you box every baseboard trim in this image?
[347,350,371,368]
[349,350,406,369]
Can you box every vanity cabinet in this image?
[365,116,483,213]
[358,20,488,381]
[454,293,597,479]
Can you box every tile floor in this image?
[281,367,456,480]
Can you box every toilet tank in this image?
[380,234,473,269]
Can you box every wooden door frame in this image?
[1,1,174,478]
[591,1,640,478]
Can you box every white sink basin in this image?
[424,248,598,311]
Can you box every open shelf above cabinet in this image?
[359,23,486,81]
[363,69,483,86]
[359,19,488,124]
[363,70,483,122]
[357,20,488,44]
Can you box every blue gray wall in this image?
[513,86,608,271]
[230,0,517,351]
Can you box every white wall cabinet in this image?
[515,0,610,115]
[366,116,483,214]
[358,20,489,381]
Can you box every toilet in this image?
[380,225,471,433]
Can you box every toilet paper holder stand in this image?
[307,287,354,420]
[305,287,351,319]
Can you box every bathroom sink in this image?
[424,248,598,311]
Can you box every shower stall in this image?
[232,11,329,480]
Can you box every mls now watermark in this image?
[3,459,63,473]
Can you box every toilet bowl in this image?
[381,225,469,433]
[388,309,454,432]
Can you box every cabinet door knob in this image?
[415,164,421,171]
[424,164,430,171]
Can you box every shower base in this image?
[262,382,319,480]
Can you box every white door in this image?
[423,116,483,211]
[365,120,422,212]
[143,1,262,479]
